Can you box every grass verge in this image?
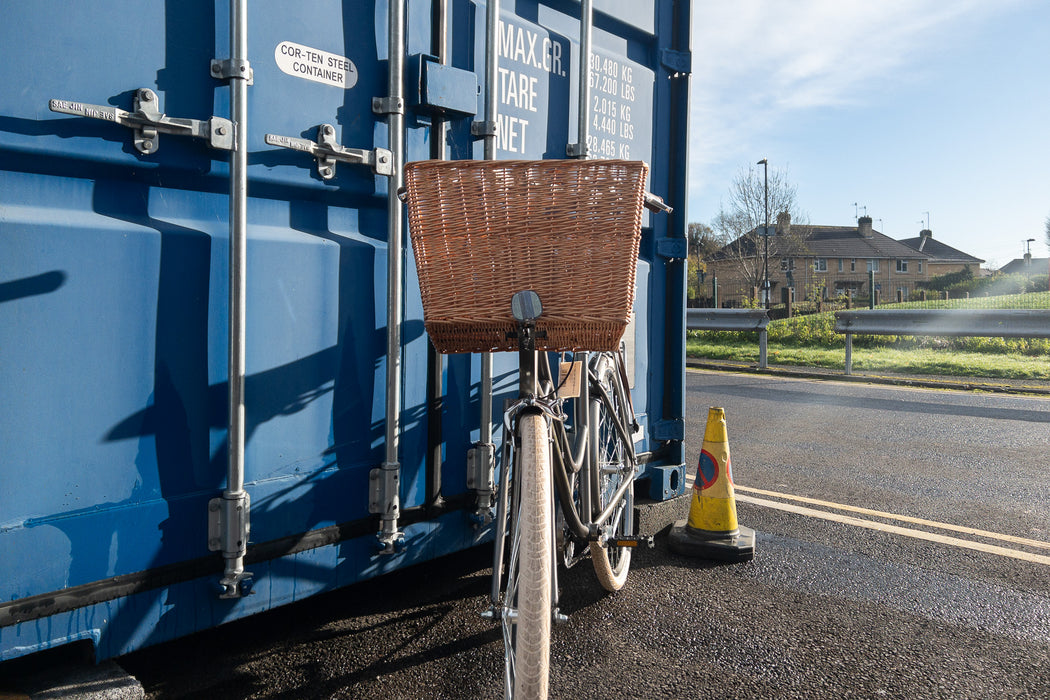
[686,338,1050,381]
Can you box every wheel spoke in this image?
[589,353,635,592]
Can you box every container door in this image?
[0,0,232,608]
[0,0,430,660]
[236,2,393,552]
[454,0,688,481]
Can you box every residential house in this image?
[997,256,1050,276]
[704,215,979,306]
[898,229,984,277]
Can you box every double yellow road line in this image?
[685,476,1050,565]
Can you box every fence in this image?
[691,272,1050,313]
[834,309,1050,375]
[686,309,770,369]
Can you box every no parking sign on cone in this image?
[669,407,755,562]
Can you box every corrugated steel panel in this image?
[0,0,689,661]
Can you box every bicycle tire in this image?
[508,412,552,699]
[589,353,635,592]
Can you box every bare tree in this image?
[709,164,810,294]
[687,222,717,301]
[1044,211,1050,252]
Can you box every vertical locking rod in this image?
[219,0,252,598]
[570,0,593,158]
[426,0,450,514]
[376,0,407,554]
[470,0,501,524]
[477,0,500,472]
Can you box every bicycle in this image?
[401,158,668,699]
[488,291,649,698]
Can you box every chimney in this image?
[918,228,932,251]
[858,215,873,238]
[776,211,791,236]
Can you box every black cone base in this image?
[668,519,755,562]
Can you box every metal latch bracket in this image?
[368,465,401,517]
[471,120,498,140]
[369,462,405,554]
[49,88,234,154]
[372,96,405,116]
[208,491,251,556]
[566,142,588,158]
[467,442,496,526]
[210,58,254,84]
[208,490,254,598]
[264,124,394,179]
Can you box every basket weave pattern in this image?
[403,159,648,353]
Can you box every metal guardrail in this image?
[687,309,770,369]
[834,309,1050,375]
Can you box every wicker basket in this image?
[402,159,648,354]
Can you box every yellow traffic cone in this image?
[669,407,755,562]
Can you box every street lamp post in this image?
[757,158,769,309]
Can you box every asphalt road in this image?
[119,369,1050,699]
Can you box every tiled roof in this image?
[998,257,1049,274]
[707,224,933,261]
[898,235,984,264]
[804,226,931,260]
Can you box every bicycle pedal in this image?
[609,536,655,549]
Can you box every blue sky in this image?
[687,0,1050,269]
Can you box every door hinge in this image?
[660,49,692,75]
[657,238,688,260]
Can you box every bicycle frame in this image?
[485,292,648,700]
[488,327,638,614]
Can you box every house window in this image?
[898,286,909,301]
[850,259,856,272]
[918,260,924,274]
[896,259,908,273]
[813,258,827,272]
[867,259,880,272]
[780,258,795,271]
[838,258,844,272]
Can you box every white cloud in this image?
[688,0,1022,184]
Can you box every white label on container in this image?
[274,41,358,90]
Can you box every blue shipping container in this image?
[0,0,690,662]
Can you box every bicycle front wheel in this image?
[505,412,552,699]
[589,353,635,592]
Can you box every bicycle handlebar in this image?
[643,192,672,213]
